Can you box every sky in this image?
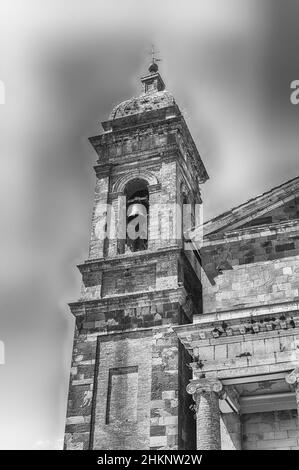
[0,0,298,449]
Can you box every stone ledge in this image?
[193,299,299,325]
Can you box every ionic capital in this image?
[187,377,223,398]
[187,378,223,419]
[285,368,299,388]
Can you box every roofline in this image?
[193,175,299,237]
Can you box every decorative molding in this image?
[174,301,299,348]
[175,314,299,353]
[68,285,188,318]
[108,191,124,201]
[112,169,159,193]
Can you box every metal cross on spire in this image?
[150,45,161,64]
[148,45,161,73]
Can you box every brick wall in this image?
[242,410,299,450]
[92,332,152,450]
[65,298,195,450]
[106,366,139,424]
[102,265,156,296]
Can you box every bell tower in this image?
[64,60,209,450]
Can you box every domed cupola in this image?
[109,61,176,120]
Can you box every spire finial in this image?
[141,45,165,92]
[148,44,161,73]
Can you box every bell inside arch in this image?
[127,203,147,219]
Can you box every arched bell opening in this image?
[124,178,149,253]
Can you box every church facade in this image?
[64,62,299,450]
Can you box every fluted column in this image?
[285,368,299,423]
[187,378,223,450]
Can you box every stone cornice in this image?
[101,111,181,136]
[93,163,113,178]
[69,285,188,317]
[88,116,209,184]
[194,299,299,326]
[106,146,178,167]
[90,115,180,145]
[79,246,181,273]
[176,122,209,184]
[174,300,299,346]
[200,219,299,247]
[196,176,299,237]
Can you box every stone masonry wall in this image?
[64,328,97,450]
[202,254,299,313]
[80,250,180,302]
[65,297,195,450]
[150,327,179,449]
[88,174,109,261]
[92,331,153,450]
[191,325,299,376]
[101,264,156,297]
[72,292,182,335]
[202,220,299,313]
[242,410,299,450]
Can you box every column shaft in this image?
[187,378,222,450]
[196,390,221,450]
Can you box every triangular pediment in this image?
[198,176,299,238]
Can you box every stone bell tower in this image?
[64,59,209,450]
